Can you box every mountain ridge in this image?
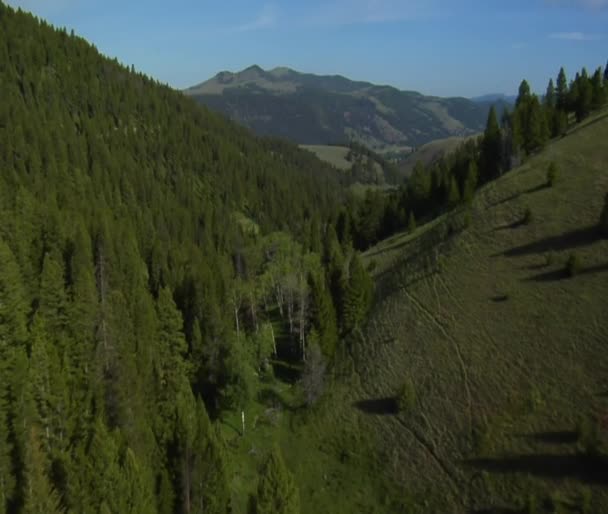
[184,65,496,152]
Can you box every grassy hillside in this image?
[400,135,471,176]
[227,109,608,513]
[300,145,352,170]
[185,66,493,151]
[357,108,608,511]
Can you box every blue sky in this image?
[6,0,608,97]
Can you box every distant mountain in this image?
[471,93,517,104]
[184,66,496,152]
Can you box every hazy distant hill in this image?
[185,65,496,152]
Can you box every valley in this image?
[1,2,607,514]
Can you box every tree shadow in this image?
[490,183,547,208]
[524,262,608,283]
[566,111,608,137]
[470,508,523,514]
[464,453,608,484]
[353,397,398,415]
[518,430,579,445]
[490,294,509,303]
[494,219,527,231]
[495,226,599,258]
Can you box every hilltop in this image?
[185,65,495,153]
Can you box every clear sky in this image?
[5,0,608,97]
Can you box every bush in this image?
[565,253,582,277]
[395,378,416,413]
[546,162,558,187]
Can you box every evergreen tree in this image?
[480,106,502,181]
[38,252,69,342]
[556,67,569,111]
[310,274,338,358]
[407,212,416,233]
[447,176,461,209]
[544,78,556,108]
[516,80,531,107]
[591,67,606,109]
[22,426,63,514]
[462,161,478,204]
[341,253,373,333]
[575,69,593,121]
[253,447,300,514]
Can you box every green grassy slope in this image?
[400,136,470,176]
[300,145,352,170]
[354,109,608,512]
[230,110,608,514]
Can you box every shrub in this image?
[395,378,416,413]
[546,162,558,187]
[565,253,582,277]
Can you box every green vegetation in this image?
[355,107,608,512]
[1,3,608,514]
[395,378,416,413]
[0,4,375,513]
[301,142,402,186]
[566,253,582,277]
[546,162,558,187]
[251,447,300,514]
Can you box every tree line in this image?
[336,61,608,251]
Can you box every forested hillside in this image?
[0,4,376,513]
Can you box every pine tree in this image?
[516,80,531,107]
[407,212,416,233]
[310,274,338,358]
[556,67,569,111]
[447,176,461,209]
[480,106,502,181]
[591,67,605,109]
[575,70,593,121]
[38,252,69,341]
[253,447,300,514]
[0,240,28,348]
[604,60,608,83]
[23,426,63,514]
[462,161,478,204]
[544,79,556,108]
[0,369,14,514]
[341,253,373,333]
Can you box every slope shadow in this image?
[566,110,608,137]
[470,508,523,514]
[494,219,528,231]
[464,453,608,484]
[490,183,547,208]
[353,397,398,415]
[524,262,608,283]
[519,430,579,445]
[495,226,599,258]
